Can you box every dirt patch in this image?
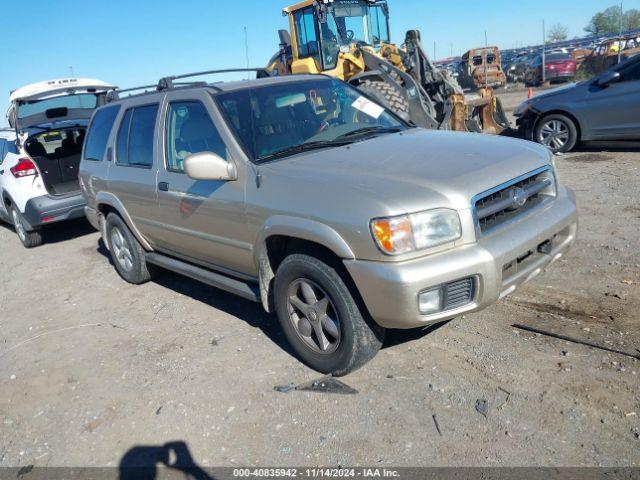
[565,153,614,163]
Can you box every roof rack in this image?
[157,68,271,91]
[106,68,272,103]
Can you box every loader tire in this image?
[358,79,410,122]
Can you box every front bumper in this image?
[344,186,578,329]
[515,111,537,141]
[23,193,86,229]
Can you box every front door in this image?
[584,58,640,139]
[153,91,253,276]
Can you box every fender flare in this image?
[253,216,355,312]
[1,192,33,229]
[94,192,153,251]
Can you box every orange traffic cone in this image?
[528,87,534,99]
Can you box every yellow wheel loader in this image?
[267,0,511,134]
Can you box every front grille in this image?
[474,168,555,234]
[443,278,475,311]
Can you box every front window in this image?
[17,94,98,119]
[216,79,406,163]
[317,0,390,69]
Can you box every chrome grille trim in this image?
[472,166,556,236]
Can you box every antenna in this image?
[68,66,75,78]
[244,26,251,80]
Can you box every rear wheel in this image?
[358,79,410,122]
[534,113,578,153]
[274,254,384,376]
[105,213,156,284]
[10,206,42,249]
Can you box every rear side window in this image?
[84,105,120,161]
[165,101,227,173]
[0,139,5,164]
[116,104,158,168]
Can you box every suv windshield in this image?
[17,94,98,119]
[216,79,406,163]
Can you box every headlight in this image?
[371,209,462,256]
[513,101,531,117]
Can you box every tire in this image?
[274,254,384,376]
[104,213,156,284]
[358,79,410,122]
[10,206,42,248]
[534,113,579,153]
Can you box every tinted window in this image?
[18,94,98,119]
[165,101,226,173]
[547,54,572,61]
[84,105,120,161]
[0,140,5,164]
[116,105,158,168]
[619,58,640,82]
[116,109,133,165]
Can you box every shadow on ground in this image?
[575,141,640,153]
[119,441,213,480]
[0,217,96,246]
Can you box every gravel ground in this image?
[0,89,639,469]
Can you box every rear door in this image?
[584,58,640,139]
[153,89,253,276]
[106,98,162,242]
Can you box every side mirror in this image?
[183,152,237,181]
[597,71,621,87]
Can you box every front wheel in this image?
[274,254,384,376]
[10,206,42,248]
[534,113,579,153]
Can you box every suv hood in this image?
[264,128,552,214]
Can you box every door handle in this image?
[158,182,169,192]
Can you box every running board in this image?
[145,252,260,302]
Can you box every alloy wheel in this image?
[11,209,26,242]
[539,119,570,150]
[110,226,134,272]
[286,279,341,355]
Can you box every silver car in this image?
[80,71,578,375]
[515,54,640,153]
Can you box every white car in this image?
[1,78,115,247]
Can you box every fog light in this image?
[418,288,443,315]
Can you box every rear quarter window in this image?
[84,105,120,161]
[116,104,159,168]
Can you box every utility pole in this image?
[618,1,624,64]
[542,20,547,84]
[433,41,437,60]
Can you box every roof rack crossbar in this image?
[157,68,271,91]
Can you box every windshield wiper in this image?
[257,140,351,163]
[334,126,402,141]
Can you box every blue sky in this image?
[1,0,636,125]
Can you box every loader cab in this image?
[284,0,390,74]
